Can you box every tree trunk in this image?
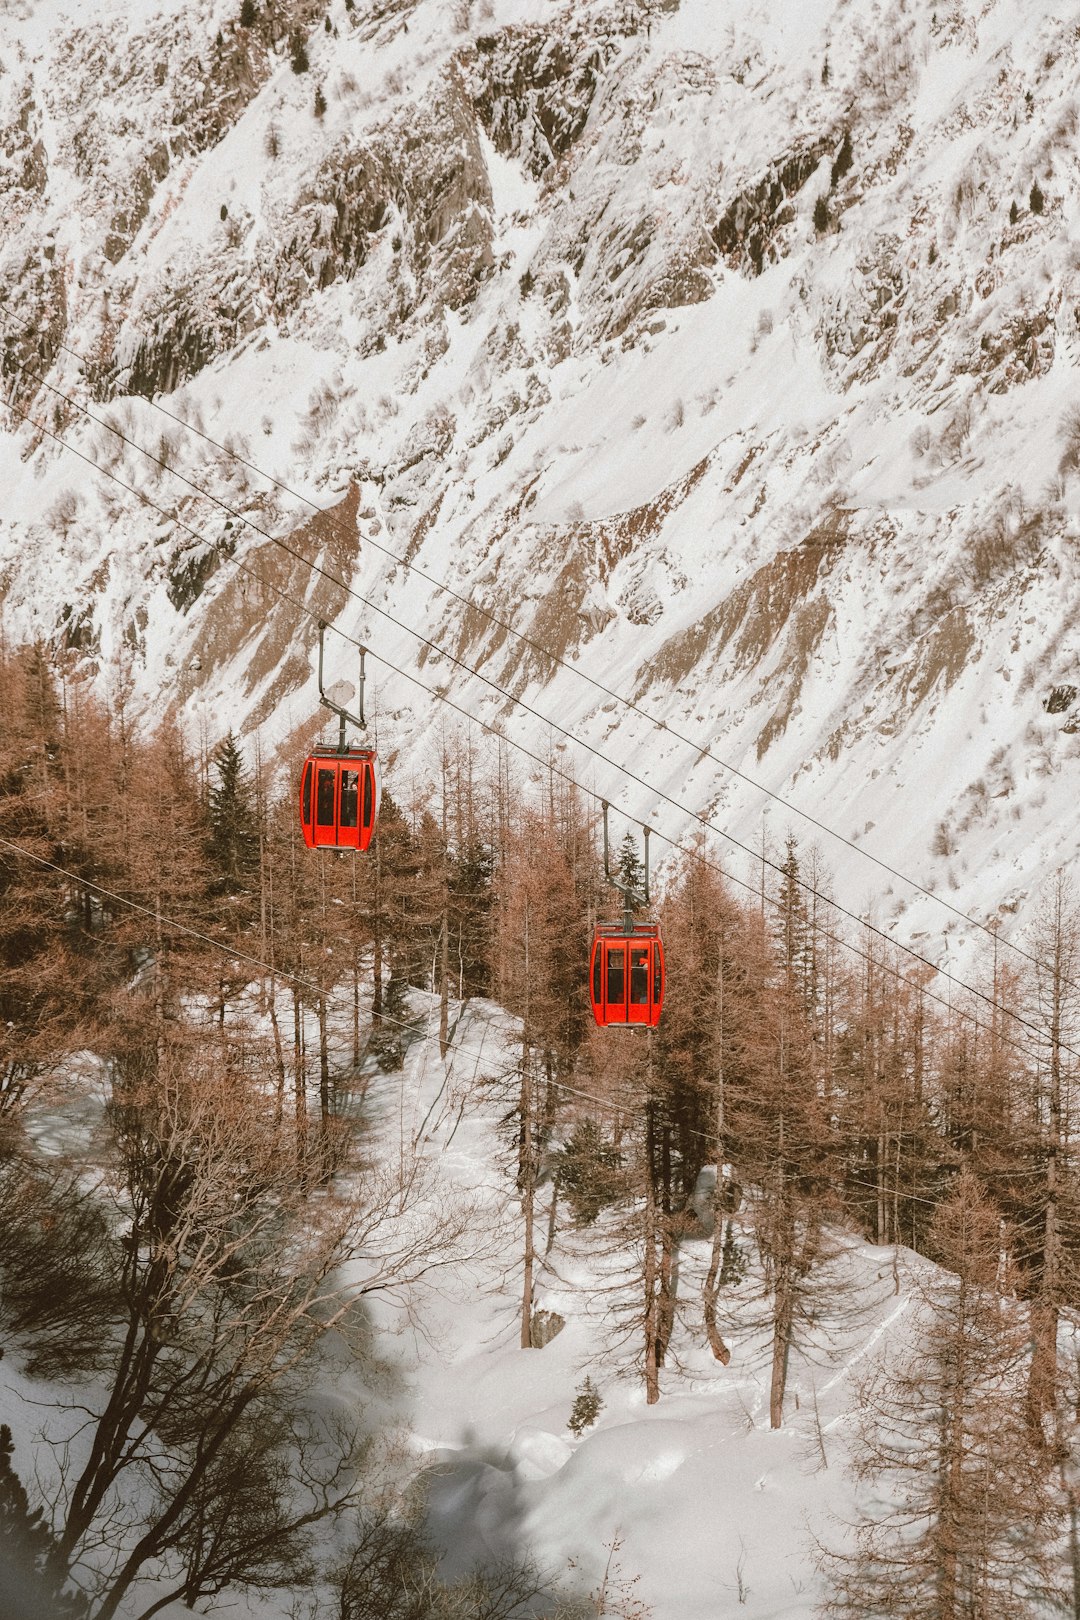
[769,1168,794,1430]
[769,1257,793,1430]
[55,1336,152,1563]
[519,1045,535,1349]
[544,1168,559,1259]
[656,1124,677,1368]
[372,832,383,1017]
[643,1102,661,1404]
[1029,1292,1060,1447]
[1028,877,1071,1450]
[268,978,286,1127]
[352,960,360,1072]
[542,1048,557,1135]
[703,1210,731,1366]
[702,942,731,1365]
[936,1297,965,1620]
[292,985,307,1165]
[438,908,449,1060]
[317,991,331,1170]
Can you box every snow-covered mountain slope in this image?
[2,0,1080,956]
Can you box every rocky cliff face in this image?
[2,0,1080,948]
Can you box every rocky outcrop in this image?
[712,139,832,277]
[0,80,47,224]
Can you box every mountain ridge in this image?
[1,0,1079,959]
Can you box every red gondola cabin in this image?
[300,746,378,850]
[589,921,664,1027]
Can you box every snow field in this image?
[347,993,920,1619]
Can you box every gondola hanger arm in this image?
[317,619,367,748]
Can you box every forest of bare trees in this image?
[4,637,1080,1618]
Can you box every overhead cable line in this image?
[0,833,1059,1245]
[0,375,1049,1031]
[12,817,1061,1266]
[1,393,1073,1069]
[0,326,1052,985]
[0,392,1067,1068]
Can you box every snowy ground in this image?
[1,987,933,1620]
[356,996,910,1620]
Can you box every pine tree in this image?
[777,836,815,1013]
[208,731,258,894]
[495,796,596,1348]
[370,969,413,1070]
[1030,180,1045,215]
[718,1219,747,1287]
[449,836,494,999]
[558,1118,624,1225]
[835,933,937,1252]
[1009,198,1019,224]
[289,29,310,72]
[616,829,645,904]
[239,0,257,24]
[0,650,102,1127]
[649,842,770,1375]
[568,1376,603,1436]
[314,83,327,118]
[813,195,829,233]
[734,841,836,1426]
[1018,875,1080,1449]
[20,641,62,797]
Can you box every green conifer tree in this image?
[449,836,494,998]
[370,969,413,1069]
[568,1376,603,1436]
[718,1219,747,1287]
[559,1119,624,1225]
[208,732,258,893]
[616,830,645,904]
[289,29,310,72]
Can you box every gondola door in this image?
[601,937,628,1025]
[627,943,651,1025]
[313,761,339,847]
